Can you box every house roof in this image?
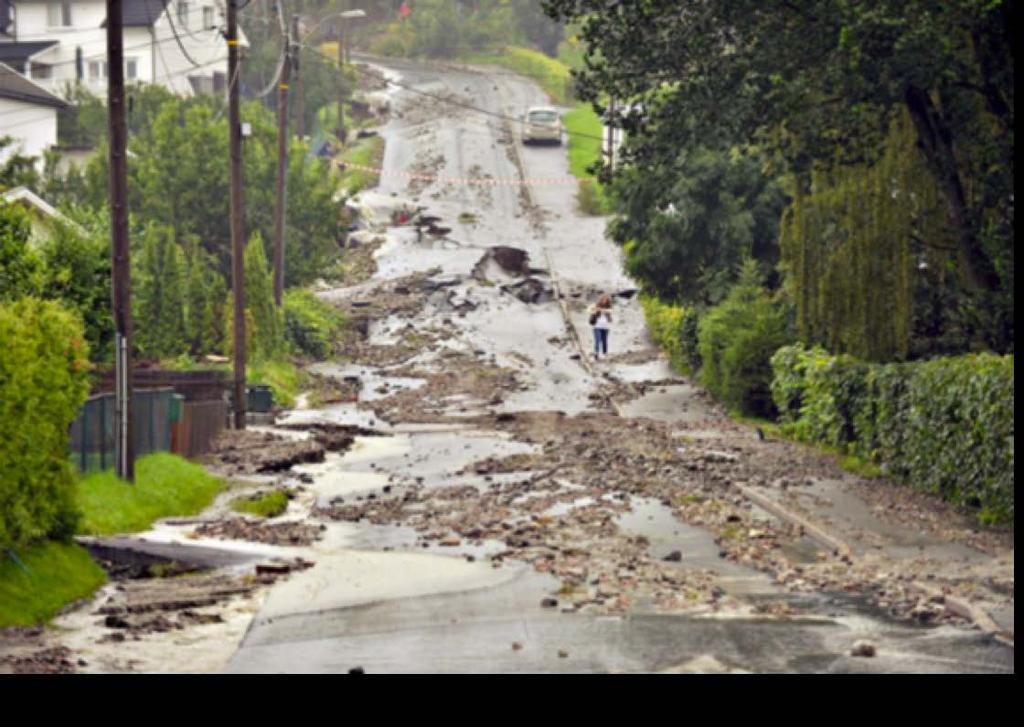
[0,61,67,108]
[0,40,59,66]
[100,0,172,28]
[1,186,83,234]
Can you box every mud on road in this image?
[6,57,1010,674]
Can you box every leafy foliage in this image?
[771,345,1014,524]
[0,298,90,551]
[697,261,794,416]
[544,0,1014,354]
[0,202,43,301]
[243,232,285,363]
[67,96,340,289]
[639,295,690,375]
[37,216,114,362]
[133,224,187,360]
[611,147,785,304]
[368,0,564,58]
[284,288,344,359]
[0,136,41,190]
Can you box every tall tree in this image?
[544,0,1014,348]
[133,224,186,360]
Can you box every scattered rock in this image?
[850,640,877,657]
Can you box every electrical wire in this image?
[0,3,224,85]
[165,0,209,69]
[297,41,610,143]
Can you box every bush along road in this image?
[5,58,1012,674]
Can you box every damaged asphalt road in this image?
[224,58,1012,673]
[10,58,1011,674]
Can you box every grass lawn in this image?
[563,104,612,214]
[0,541,106,628]
[339,135,386,194]
[231,490,289,518]
[249,358,306,409]
[76,452,223,536]
[465,46,574,105]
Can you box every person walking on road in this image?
[589,294,613,360]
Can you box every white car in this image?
[521,107,563,145]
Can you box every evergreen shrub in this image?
[0,298,90,550]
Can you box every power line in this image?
[165,0,208,70]
[0,4,226,85]
[296,42,609,143]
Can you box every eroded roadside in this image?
[4,58,1011,674]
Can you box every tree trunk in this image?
[903,84,1001,292]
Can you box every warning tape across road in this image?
[336,161,591,187]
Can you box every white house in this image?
[0,0,233,98]
[2,185,84,239]
[0,59,65,166]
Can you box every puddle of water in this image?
[308,362,427,403]
[275,403,389,431]
[615,497,779,593]
[293,452,393,506]
[340,434,412,466]
[542,496,596,517]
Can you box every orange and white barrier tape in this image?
[336,161,591,187]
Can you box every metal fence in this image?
[69,388,182,475]
[172,399,228,459]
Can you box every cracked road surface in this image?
[222,59,1013,673]
[15,58,1009,674]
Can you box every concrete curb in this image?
[908,581,1014,648]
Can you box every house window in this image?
[178,1,189,29]
[203,6,214,30]
[126,58,138,80]
[31,64,54,80]
[47,2,72,27]
[88,60,108,80]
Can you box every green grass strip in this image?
[340,135,386,194]
[77,452,222,536]
[0,541,106,628]
[231,490,289,518]
[563,104,612,214]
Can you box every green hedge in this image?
[0,298,90,551]
[698,265,793,417]
[771,345,1014,524]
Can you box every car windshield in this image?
[528,110,559,124]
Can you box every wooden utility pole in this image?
[336,17,345,144]
[106,0,134,482]
[292,14,304,138]
[272,7,293,307]
[228,0,247,430]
